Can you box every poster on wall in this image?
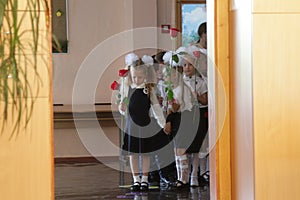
[52,0,68,53]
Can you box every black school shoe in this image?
[148,170,160,186]
[159,164,177,188]
[140,182,149,191]
[160,176,172,188]
[130,182,141,191]
[199,171,209,187]
[170,180,189,190]
[160,174,177,189]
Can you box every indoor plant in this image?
[0,0,49,137]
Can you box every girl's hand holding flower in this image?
[171,102,180,113]
[119,102,126,112]
[193,91,198,99]
[164,122,171,135]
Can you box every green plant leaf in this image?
[0,0,8,27]
[0,0,50,137]
[172,54,179,63]
[167,90,173,101]
[116,93,121,99]
[122,97,129,105]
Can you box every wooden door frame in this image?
[208,0,231,199]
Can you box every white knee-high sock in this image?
[200,157,206,175]
[133,175,141,184]
[191,153,200,177]
[175,155,181,181]
[179,155,189,184]
[141,175,148,183]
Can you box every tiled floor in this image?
[55,162,210,200]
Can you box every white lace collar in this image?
[131,83,145,89]
[183,74,197,81]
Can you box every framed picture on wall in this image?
[177,1,207,47]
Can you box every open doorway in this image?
[53,0,231,199]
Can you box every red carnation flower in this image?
[110,81,120,90]
[170,28,179,38]
[119,69,130,77]
[193,51,201,58]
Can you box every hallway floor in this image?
[55,162,210,200]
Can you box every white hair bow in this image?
[141,55,154,66]
[125,53,139,66]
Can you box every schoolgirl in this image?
[191,22,210,185]
[147,51,178,188]
[162,49,199,188]
[181,49,208,187]
[118,53,166,191]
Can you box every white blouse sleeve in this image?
[149,87,166,128]
[118,78,129,116]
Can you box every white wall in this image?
[53,0,129,104]
[54,126,119,158]
[53,0,174,105]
